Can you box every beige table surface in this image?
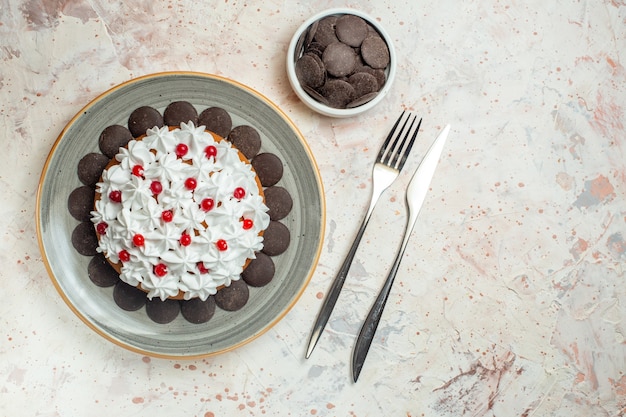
[1,1,625,416]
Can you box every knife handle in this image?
[351,216,415,382]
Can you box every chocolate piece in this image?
[313,16,339,47]
[71,221,98,256]
[360,35,390,69]
[322,42,357,77]
[295,53,326,89]
[198,106,232,138]
[347,92,379,108]
[262,221,290,256]
[98,125,132,159]
[113,281,146,311]
[264,186,293,220]
[242,252,275,287]
[321,79,356,109]
[163,101,198,126]
[214,279,249,311]
[228,125,261,160]
[88,253,119,287]
[251,153,283,187]
[335,14,368,47]
[128,106,164,138]
[181,297,216,324]
[302,85,329,105]
[348,72,380,98]
[68,185,95,222]
[77,152,110,187]
[146,298,180,324]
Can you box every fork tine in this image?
[377,110,406,162]
[388,115,416,168]
[395,118,422,170]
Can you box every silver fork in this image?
[305,111,422,359]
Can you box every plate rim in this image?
[36,71,326,359]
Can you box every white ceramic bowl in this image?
[286,8,396,118]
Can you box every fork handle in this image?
[351,210,418,382]
[305,182,387,359]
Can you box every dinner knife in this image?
[352,124,450,382]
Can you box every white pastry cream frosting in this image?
[91,122,270,301]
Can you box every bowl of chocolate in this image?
[287,8,396,118]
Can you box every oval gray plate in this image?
[36,72,325,358]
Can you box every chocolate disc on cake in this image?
[128,106,164,137]
[71,221,99,256]
[198,106,232,138]
[146,298,180,324]
[163,101,198,126]
[98,125,133,159]
[77,153,110,187]
[181,297,216,324]
[113,281,147,311]
[262,221,290,256]
[214,279,249,311]
[88,253,119,287]
[251,153,283,187]
[68,185,95,222]
[228,125,262,160]
[264,186,293,220]
[242,252,275,287]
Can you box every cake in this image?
[68,101,292,324]
[90,122,270,301]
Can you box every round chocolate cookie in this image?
[163,101,198,126]
[335,14,368,47]
[198,106,232,138]
[181,296,216,324]
[360,35,390,69]
[68,185,95,222]
[128,106,164,138]
[88,253,119,287]
[322,42,357,77]
[71,221,99,256]
[113,281,147,311]
[242,252,275,287]
[146,298,180,324]
[295,53,326,89]
[98,125,133,159]
[214,279,249,311]
[228,125,261,160]
[313,15,339,47]
[348,72,379,98]
[251,153,283,187]
[264,186,293,221]
[321,79,356,109]
[77,152,110,187]
[262,221,290,256]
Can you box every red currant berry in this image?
[216,239,228,251]
[96,222,108,235]
[233,187,246,199]
[200,198,215,212]
[197,262,210,274]
[150,180,163,195]
[132,234,145,247]
[175,143,189,157]
[109,190,122,203]
[161,210,174,222]
[154,263,168,277]
[185,177,197,190]
[242,219,254,230]
[119,250,131,263]
[204,145,217,159]
[180,233,192,246]
[132,164,144,177]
